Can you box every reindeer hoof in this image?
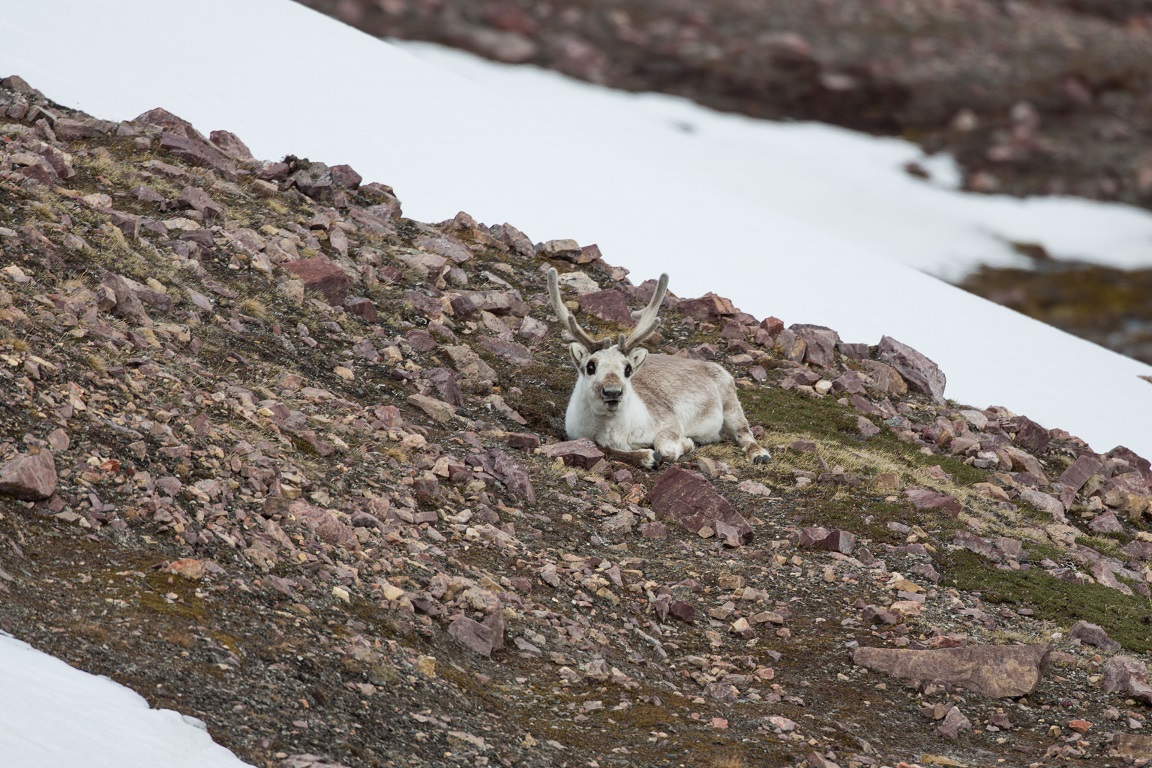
[648,451,663,470]
[752,452,771,465]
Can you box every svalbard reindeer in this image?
[547,268,771,469]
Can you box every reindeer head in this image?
[547,268,669,413]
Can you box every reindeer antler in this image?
[618,273,668,354]
[547,268,610,351]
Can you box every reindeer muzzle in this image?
[600,384,623,410]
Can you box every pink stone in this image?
[0,450,57,500]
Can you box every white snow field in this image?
[0,632,251,767]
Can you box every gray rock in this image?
[640,521,668,539]
[50,116,113,140]
[208,129,254,160]
[537,238,586,262]
[290,501,358,550]
[1069,620,1122,653]
[855,359,908,395]
[1105,444,1152,485]
[668,600,696,623]
[1123,540,1152,560]
[174,186,224,224]
[831,370,866,395]
[1002,445,1046,480]
[449,289,527,318]
[799,527,855,555]
[1112,733,1152,760]
[441,345,498,389]
[479,337,533,366]
[414,234,473,264]
[471,448,535,503]
[678,293,737,321]
[953,531,1005,562]
[1103,656,1152,704]
[100,270,150,324]
[780,368,821,390]
[407,394,457,425]
[289,160,361,204]
[506,433,541,451]
[490,223,535,257]
[1019,487,1066,521]
[424,368,465,407]
[1088,510,1125,534]
[343,297,377,321]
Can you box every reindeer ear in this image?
[569,343,590,369]
[627,347,648,370]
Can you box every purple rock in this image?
[578,289,634,326]
[790,324,840,368]
[343,297,378,322]
[0,450,57,500]
[158,132,238,179]
[284,258,351,306]
[448,615,499,657]
[649,466,753,546]
[906,487,962,515]
[208,129,254,160]
[877,336,946,401]
[1058,454,1102,493]
[1012,416,1052,453]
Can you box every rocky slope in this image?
[294,0,1152,366]
[3,74,1152,768]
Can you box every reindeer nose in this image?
[601,384,623,401]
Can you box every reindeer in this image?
[547,268,771,469]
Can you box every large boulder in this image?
[0,450,57,501]
[649,466,752,546]
[877,336,946,402]
[853,644,1050,698]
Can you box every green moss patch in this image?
[941,549,1152,652]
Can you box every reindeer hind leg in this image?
[722,394,771,464]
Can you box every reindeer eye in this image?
[585,361,596,375]
[624,364,633,377]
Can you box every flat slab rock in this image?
[540,438,604,469]
[1112,733,1152,759]
[853,644,1050,698]
[648,466,753,546]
